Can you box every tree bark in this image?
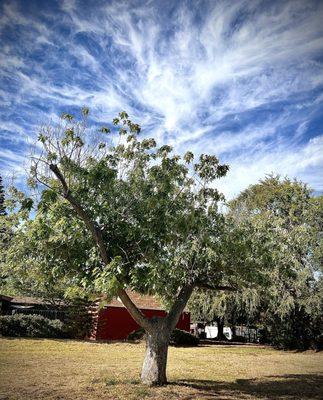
[231,325,237,341]
[216,317,227,341]
[141,285,194,385]
[141,317,170,385]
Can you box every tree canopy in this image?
[0,109,277,384]
[190,176,323,349]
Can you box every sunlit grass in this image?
[0,338,322,399]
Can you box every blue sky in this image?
[0,0,323,199]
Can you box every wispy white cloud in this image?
[216,134,323,199]
[0,0,322,197]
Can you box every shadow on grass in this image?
[174,374,323,399]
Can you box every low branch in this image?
[117,289,152,331]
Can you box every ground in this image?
[0,339,322,400]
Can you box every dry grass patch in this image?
[0,338,322,399]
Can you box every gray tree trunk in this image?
[140,318,170,385]
[140,285,194,385]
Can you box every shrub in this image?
[0,314,66,338]
[64,298,93,339]
[311,334,323,352]
[127,328,199,346]
[127,327,145,341]
[231,335,248,343]
[170,329,199,347]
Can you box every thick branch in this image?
[117,289,152,331]
[49,163,151,330]
[49,164,109,264]
[167,285,194,331]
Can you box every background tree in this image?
[189,288,259,340]
[227,176,323,349]
[2,109,274,385]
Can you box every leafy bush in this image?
[264,312,323,351]
[0,314,66,338]
[127,327,145,341]
[64,298,93,339]
[127,328,199,347]
[311,334,323,352]
[170,329,199,347]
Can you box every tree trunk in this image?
[141,318,170,385]
[216,317,226,341]
[231,325,237,341]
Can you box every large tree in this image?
[2,109,270,385]
[227,176,323,349]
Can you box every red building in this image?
[92,291,190,340]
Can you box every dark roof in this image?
[0,292,164,310]
[1,291,188,312]
[0,294,60,306]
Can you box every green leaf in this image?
[81,107,90,117]
[100,127,111,134]
[61,113,74,122]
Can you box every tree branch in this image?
[166,285,194,331]
[117,289,152,331]
[49,163,152,330]
[49,164,109,263]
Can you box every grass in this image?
[0,338,322,399]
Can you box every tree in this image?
[189,289,259,340]
[2,109,270,385]
[228,176,323,349]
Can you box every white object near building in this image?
[205,325,232,339]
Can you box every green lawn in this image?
[0,338,322,399]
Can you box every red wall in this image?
[96,306,190,340]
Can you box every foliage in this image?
[170,329,200,347]
[0,185,95,300]
[189,288,258,341]
[1,109,261,304]
[228,176,323,349]
[189,289,256,326]
[189,176,323,349]
[63,297,94,339]
[0,314,65,338]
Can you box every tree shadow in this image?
[174,374,323,399]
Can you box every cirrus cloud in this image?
[0,0,322,198]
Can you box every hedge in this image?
[170,329,200,346]
[127,328,200,347]
[0,314,66,338]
